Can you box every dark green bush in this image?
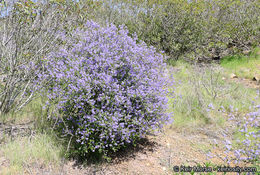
[107,0,259,62]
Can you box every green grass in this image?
[0,96,45,125]
[168,60,258,130]
[0,95,63,174]
[166,58,260,168]
[0,133,63,174]
[220,47,260,79]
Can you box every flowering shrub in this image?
[224,103,260,164]
[206,90,259,166]
[37,21,174,158]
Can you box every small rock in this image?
[222,77,226,80]
[242,50,250,55]
[230,73,238,79]
[180,151,185,155]
[252,76,260,82]
[166,142,170,148]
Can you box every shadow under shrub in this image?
[36,21,174,160]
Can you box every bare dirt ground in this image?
[230,77,260,90]
[227,61,260,89]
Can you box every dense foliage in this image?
[37,21,173,158]
[112,0,260,62]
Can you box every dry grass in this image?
[0,133,63,175]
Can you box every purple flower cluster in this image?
[221,101,259,164]
[231,107,260,163]
[36,21,174,156]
